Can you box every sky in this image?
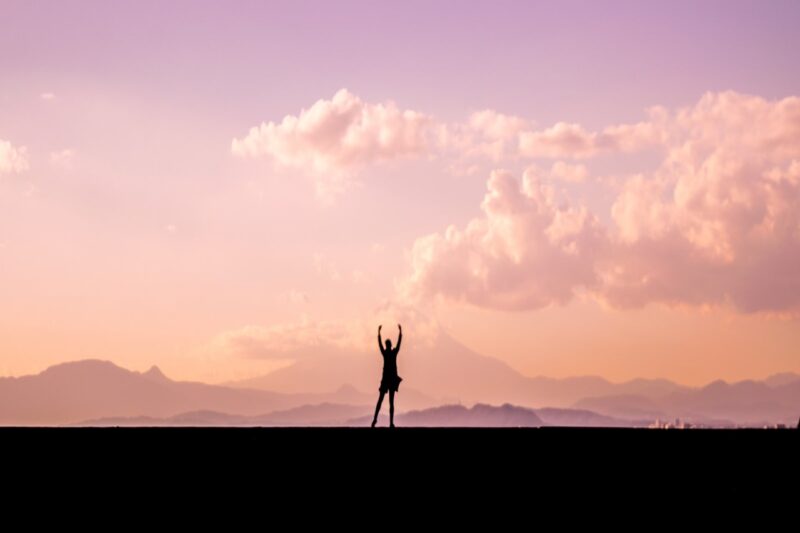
[1,0,799,386]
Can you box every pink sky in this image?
[2,1,799,386]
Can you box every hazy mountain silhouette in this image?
[226,329,800,425]
[575,379,800,426]
[366,403,643,428]
[78,402,545,427]
[665,379,800,424]
[2,354,799,426]
[573,394,668,420]
[75,401,648,428]
[228,331,529,402]
[0,360,414,425]
[227,330,690,407]
[141,365,171,383]
[76,403,373,427]
[762,372,800,388]
[363,403,545,427]
[534,407,651,427]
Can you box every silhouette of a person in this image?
[372,324,402,428]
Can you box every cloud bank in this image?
[216,318,367,359]
[231,89,665,196]
[404,92,800,314]
[216,305,439,361]
[517,114,667,159]
[234,89,800,313]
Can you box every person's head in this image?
[384,339,392,351]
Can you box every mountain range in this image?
[2,328,799,426]
[227,330,800,426]
[76,403,641,428]
[228,331,697,406]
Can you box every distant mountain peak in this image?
[39,359,126,376]
[764,372,800,388]
[335,383,361,394]
[361,402,545,427]
[142,365,169,382]
[703,379,729,390]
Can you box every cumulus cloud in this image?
[437,104,668,163]
[517,111,667,159]
[402,168,606,310]
[437,103,668,161]
[518,122,597,158]
[548,161,589,183]
[438,109,531,161]
[604,91,800,312]
[0,140,29,174]
[404,91,800,314]
[232,89,800,313]
[232,89,430,196]
[231,90,670,198]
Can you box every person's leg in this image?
[389,390,395,427]
[371,391,385,427]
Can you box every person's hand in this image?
[378,324,382,332]
[398,323,402,331]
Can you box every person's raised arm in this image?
[378,325,384,354]
[395,324,402,353]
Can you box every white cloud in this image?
[604,92,800,312]
[0,140,29,174]
[548,161,589,183]
[231,90,670,199]
[50,149,75,170]
[232,89,431,197]
[215,305,438,360]
[517,111,667,159]
[404,92,800,314]
[216,317,364,359]
[438,110,531,161]
[231,89,800,314]
[402,168,606,310]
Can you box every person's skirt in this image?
[379,373,403,393]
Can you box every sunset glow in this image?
[2,0,799,394]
